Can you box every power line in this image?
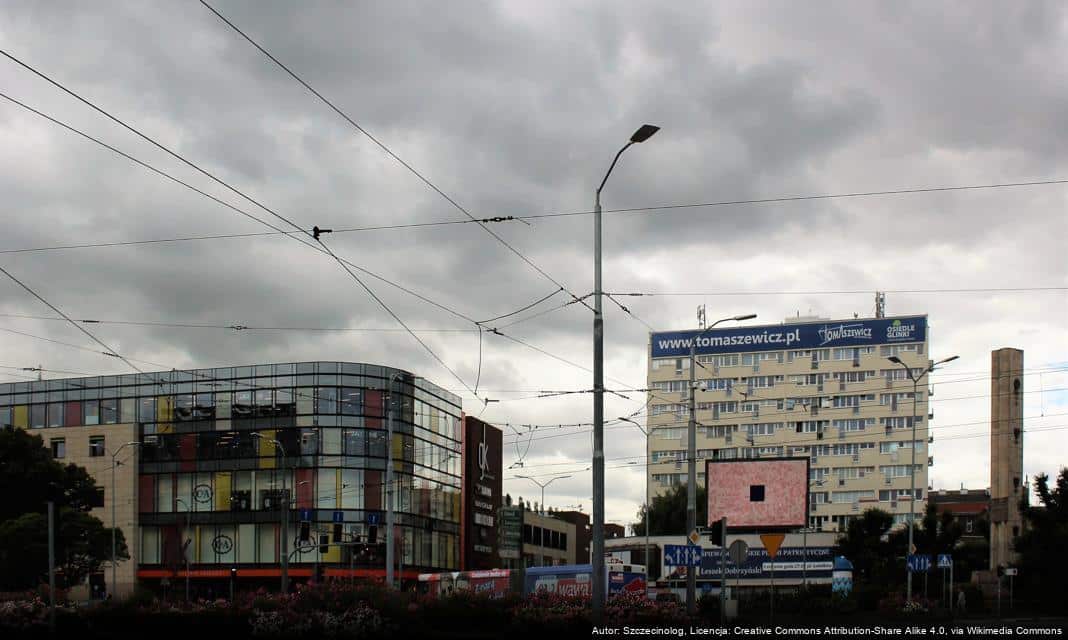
[610,286,1068,297]
[197,0,594,312]
[0,266,145,374]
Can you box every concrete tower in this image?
[989,348,1025,571]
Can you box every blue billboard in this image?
[664,546,835,581]
[651,316,926,358]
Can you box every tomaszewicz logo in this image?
[818,323,872,346]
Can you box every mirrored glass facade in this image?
[0,362,464,576]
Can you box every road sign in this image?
[1004,568,1018,576]
[332,510,344,523]
[664,544,703,567]
[728,540,749,566]
[688,530,701,546]
[937,554,953,569]
[366,511,381,526]
[907,554,932,572]
[760,533,786,559]
[300,508,312,522]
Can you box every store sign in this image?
[499,506,523,560]
[663,545,835,580]
[651,316,927,357]
[463,417,503,569]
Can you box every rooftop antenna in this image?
[875,291,886,318]
[697,305,706,330]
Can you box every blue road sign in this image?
[907,554,932,572]
[366,511,381,526]
[332,511,344,523]
[299,508,312,522]
[664,544,703,567]
[937,554,953,569]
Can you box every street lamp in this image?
[592,123,659,617]
[384,372,404,590]
[618,416,651,579]
[251,432,288,593]
[110,441,142,599]
[175,498,192,602]
[685,313,756,613]
[887,353,958,601]
[515,474,572,516]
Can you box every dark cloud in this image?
[1,0,1066,522]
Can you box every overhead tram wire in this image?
[610,287,1068,297]
[197,0,594,313]
[0,74,611,404]
[0,58,489,402]
[0,266,145,374]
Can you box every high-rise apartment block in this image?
[647,315,933,532]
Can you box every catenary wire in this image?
[197,1,595,312]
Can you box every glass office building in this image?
[0,361,464,587]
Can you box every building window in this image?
[89,435,106,457]
[50,438,66,459]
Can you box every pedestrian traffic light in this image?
[319,534,329,555]
[300,521,310,542]
[333,523,343,543]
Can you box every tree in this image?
[631,483,707,536]
[0,429,128,590]
[1014,468,1068,610]
[834,508,896,585]
[0,509,128,590]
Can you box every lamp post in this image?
[175,498,192,602]
[686,314,756,613]
[515,474,573,516]
[592,123,659,616]
[619,417,651,579]
[252,433,288,593]
[385,372,404,590]
[110,441,141,599]
[887,354,958,601]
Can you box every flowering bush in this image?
[0,597,50,633]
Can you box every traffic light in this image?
[333,523,343,544]
[368,525,378,544]
[706,517,727,544]
[997,565,1004,578]
[319,534,329,555]
[300,521,310,542]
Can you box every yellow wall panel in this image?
[215,472,232,511]
[13,405,28,429]
[259,429,276,469]
[157,396,174,423]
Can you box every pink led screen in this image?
[706,458,808,528]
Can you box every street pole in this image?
[110,441,140,600]
[176,498,191,603]
[386,387,395,590]
[686,314,757,614]
[802,526,808,590]
[48,500,55,632]
[592,125,659,619]
[686,337,697,615]
[719,518,726,626]
[889,354,957,603]
[254,433,288,593]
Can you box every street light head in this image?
[939,355,960,364]
[629,124,660,143]
[887,356,903,364]
[732,314,757,321]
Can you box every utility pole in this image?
[253,433,287,592]
[686,314,757,614]
[111,441,141,599]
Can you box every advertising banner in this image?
[663,546,834,581]
[651,316,926,358]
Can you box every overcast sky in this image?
[1,1,1066,527]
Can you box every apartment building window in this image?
[880,464,922,479]
[706,425,738,438]
[833,419,873,432]
[746,423,782,437]
[794,420,827,433]
[835,467,874,480]
[810,492,829,504]
[653,473,686,486]
[832,490,874,503]
[714,448,738,460]
[880,344,922,358]
[50,437,66,459]
[89,435,106,457]
[835,371,874,383]
[654,427,685,440]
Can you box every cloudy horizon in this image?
[1,0,1066,528]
